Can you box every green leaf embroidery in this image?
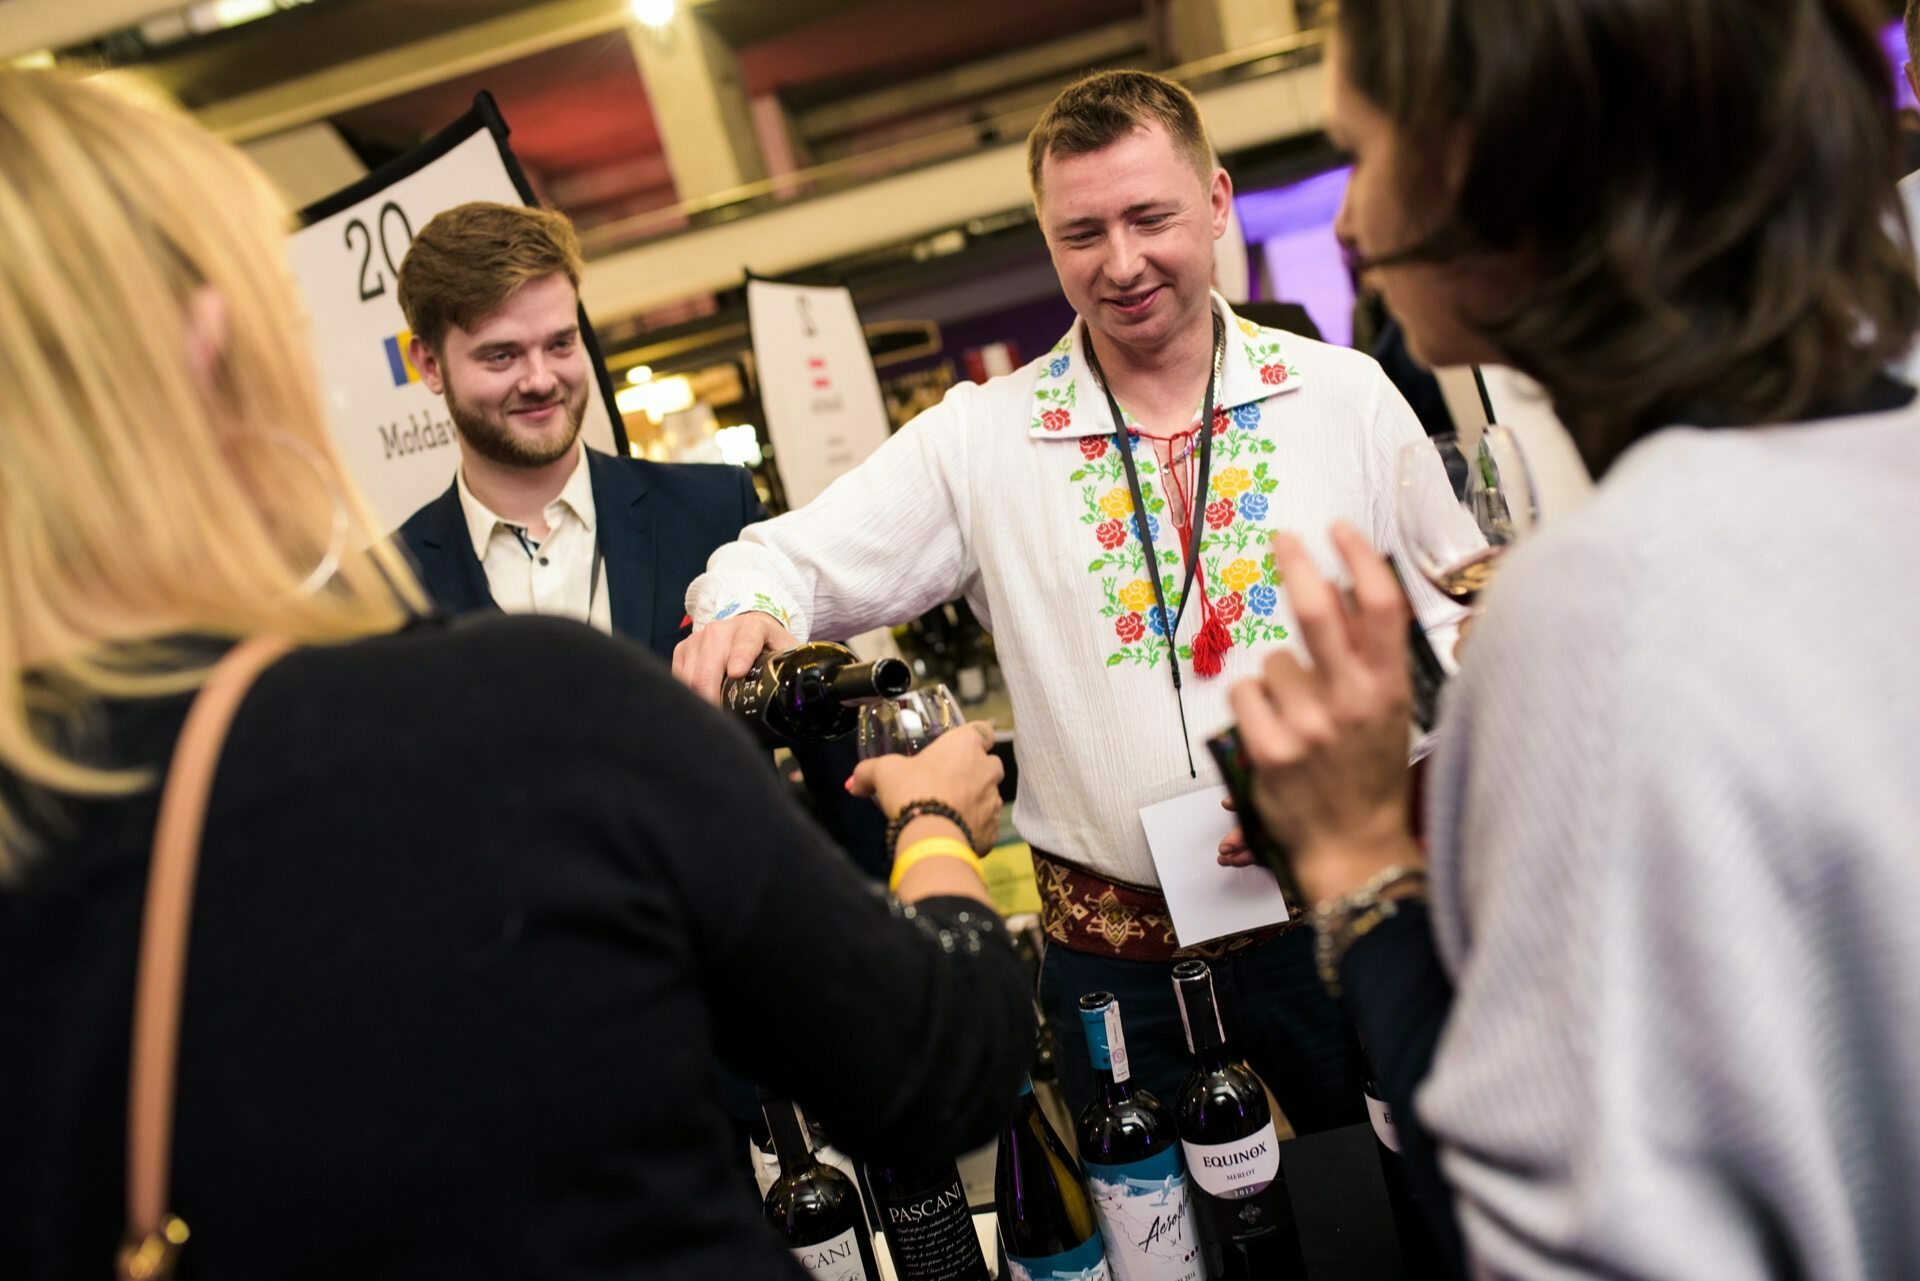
[1106,653,1125,667]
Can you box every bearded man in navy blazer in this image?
[393,201,882,867]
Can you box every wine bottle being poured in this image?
[723,641,912,744]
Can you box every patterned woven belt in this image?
[1030,847,1304,964]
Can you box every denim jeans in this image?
[1037,926,1365,1137]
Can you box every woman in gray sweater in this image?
[1226,0,1920,1277]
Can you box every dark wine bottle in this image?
[1169,960,1305,1281]
[1360,1045,1448,1280]
[763,1097,882,1281]
[864,1156,989,1281]
[1075,994,1203,1281]
[995,1077,1111,1280]
[723,641,912,744]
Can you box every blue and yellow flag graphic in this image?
[383,330,421,387]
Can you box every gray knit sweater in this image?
[1421,410,1920,1279]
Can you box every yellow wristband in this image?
[888,837,985,894]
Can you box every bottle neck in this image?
[1173,970,1234,1071]
[1080,998,1136,1105]
[762,1099,821,1180]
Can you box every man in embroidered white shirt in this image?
[676,72,1459,1134]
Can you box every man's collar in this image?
[1027,293,1302,440]
[453,442,593,559]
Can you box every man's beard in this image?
[445,378,587,469]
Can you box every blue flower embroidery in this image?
[1233,403,1262,430]
[1129,513,1162,543]
[1237,493,1269,522]
[1246,584,1278,617]
[1048,355,1071,378]
[714,602,741,621]
[1145,606,1172,637]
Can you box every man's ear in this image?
[1208,164,1234,240]
[184,285,229,395]
[409,335,446,395]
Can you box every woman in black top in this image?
[0,71,1030,1279]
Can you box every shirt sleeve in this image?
[1362,370,1469,649]
[685,386,981,642]
[585,632,1032,1159]
[1416,529,1856,1280]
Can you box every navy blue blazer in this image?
[395,449,761,663]
[395,449,890,875]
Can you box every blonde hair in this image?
[1026,70,1214,201]
[397,201,583,352]
[0,70,427,875]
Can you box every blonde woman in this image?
[0,71,1027,1280]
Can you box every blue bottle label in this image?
[1005,1231,1110,1281]
[1081,1145,1203,1281]
[1077,1003,1130,1081]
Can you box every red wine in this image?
[1428,546,1502,604]
[1076,994,1203,1281]
[864,1157,989,1281]
[763,1097,882,1281]
[723,641,911,744]
[995,1077,1110,1280]
[1169,961,1305,1281]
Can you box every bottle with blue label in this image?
[995,1077,1112,1281]
[1074,993,1204,1281]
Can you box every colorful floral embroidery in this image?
[1031,379,1077,433]
[1061,318,1300,668]
[712,594,793,629]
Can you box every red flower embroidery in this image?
[1259,363,1289,386]
[1042,407,1072,432]
[1215,592,1245,624]
[1080,435,1108,460]
[1116,613,1146,643]
[1211,409,1231,436]
[1095,520,1127,550]
[1204,499,1235,530]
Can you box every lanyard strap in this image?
[1086,311,1225,777]
[1089,311,1224,690]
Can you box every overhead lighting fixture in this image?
[624,364,654,385]
[628,0,677,30]
[615,374,695,421]
[714,424,764,469]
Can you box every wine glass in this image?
[1395,426,1539,606]
[856,684,966,759]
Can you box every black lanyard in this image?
[1084,311,1225,776]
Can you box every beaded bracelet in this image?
[1311,865,1429,997]
[884,798,978,860]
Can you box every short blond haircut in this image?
[397,202,583,352]
[1026,69,1214,201]
[0,70,425,875]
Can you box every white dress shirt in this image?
[689,296,1461,887]
[456,445,612,635]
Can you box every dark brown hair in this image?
[1026,70,1213,200]
[396,201,583,352]
[1907,0,1919,63]
[1339,0,1919,471]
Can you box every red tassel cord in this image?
[1165,429,1233,679]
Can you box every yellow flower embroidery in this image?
[1236,316,1261,337]
[1098,487,1135,521]
[1118,579,1157,612]
[1211,467,1252,499]
[1221,559,1263,593]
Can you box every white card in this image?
[1139,786,1292,948]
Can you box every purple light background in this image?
[1885,20,1917,111]
[1235,165,1355,346]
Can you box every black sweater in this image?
[0,617,1033,1279]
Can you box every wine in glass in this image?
[1395,426,1538,605]
[856,685,966,759]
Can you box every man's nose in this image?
[519,353,557,396]
[1104,229,1145,284]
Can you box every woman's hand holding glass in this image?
[848,697,1002,856]
[1226,524,1423,908]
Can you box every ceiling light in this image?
[629,0,677,29]
[624,364,654,385]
